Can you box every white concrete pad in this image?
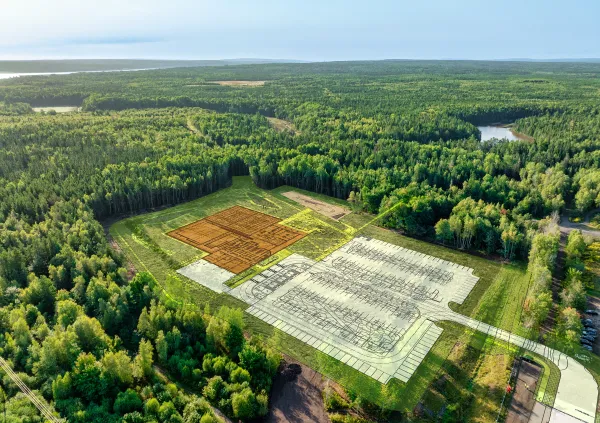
[177,259,234,293]
[550,407,589,423]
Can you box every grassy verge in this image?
[532,354,560,405]
[418,321,559,423]
[418,321,514,423]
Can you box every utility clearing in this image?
[186,232,598,422]
[168,205,305,273]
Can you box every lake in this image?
[0,68,155,80]
[478,126,524,141]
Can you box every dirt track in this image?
[559,213,600,239]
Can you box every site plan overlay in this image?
[180,233,598,423]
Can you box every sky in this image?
[1,0,599,61]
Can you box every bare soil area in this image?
[282,191,350,220]
[168,206,305,273]
[506,360,542,423]
[210,80,266,86]
[266,358,330,423]
[33,106,80,113]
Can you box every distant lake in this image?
[478,126,524,141]
[0,68,156,80]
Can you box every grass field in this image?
[109,176,537,414]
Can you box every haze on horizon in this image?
[1,0,599,62]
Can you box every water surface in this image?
[0,68,155,80]
[478,126,523,141]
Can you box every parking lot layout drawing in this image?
[232,236,479,383]
[179,234,598,423]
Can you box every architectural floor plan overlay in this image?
[187,236,598,422]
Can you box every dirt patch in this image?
[282,192,350,220]
[168,206,305,273]
[267,117,298,134]
[209,80,266,87]
[506,360,542,423]
[266,358,330,423]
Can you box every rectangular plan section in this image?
[168,206,305,273]
[231,236,479,383]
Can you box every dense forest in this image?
[1,60,600,421]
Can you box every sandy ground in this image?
[33,106,80,113]
[210,80,266,86]
[506,360,542,423]
[265,358,330,423]
[282,191,350,220]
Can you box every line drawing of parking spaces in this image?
[231,236,480,383]
[227,235,598,421]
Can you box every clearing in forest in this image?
[110,177,537,413]
[33,106,80,113]
[266,117,298,134]
[210,80,267,86]
[282,191,350,220]
[232,236,480,384]
[168,205,305,273]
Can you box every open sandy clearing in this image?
[282,191,350,220]
[209,80,267,86]
[33,106,80,113]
